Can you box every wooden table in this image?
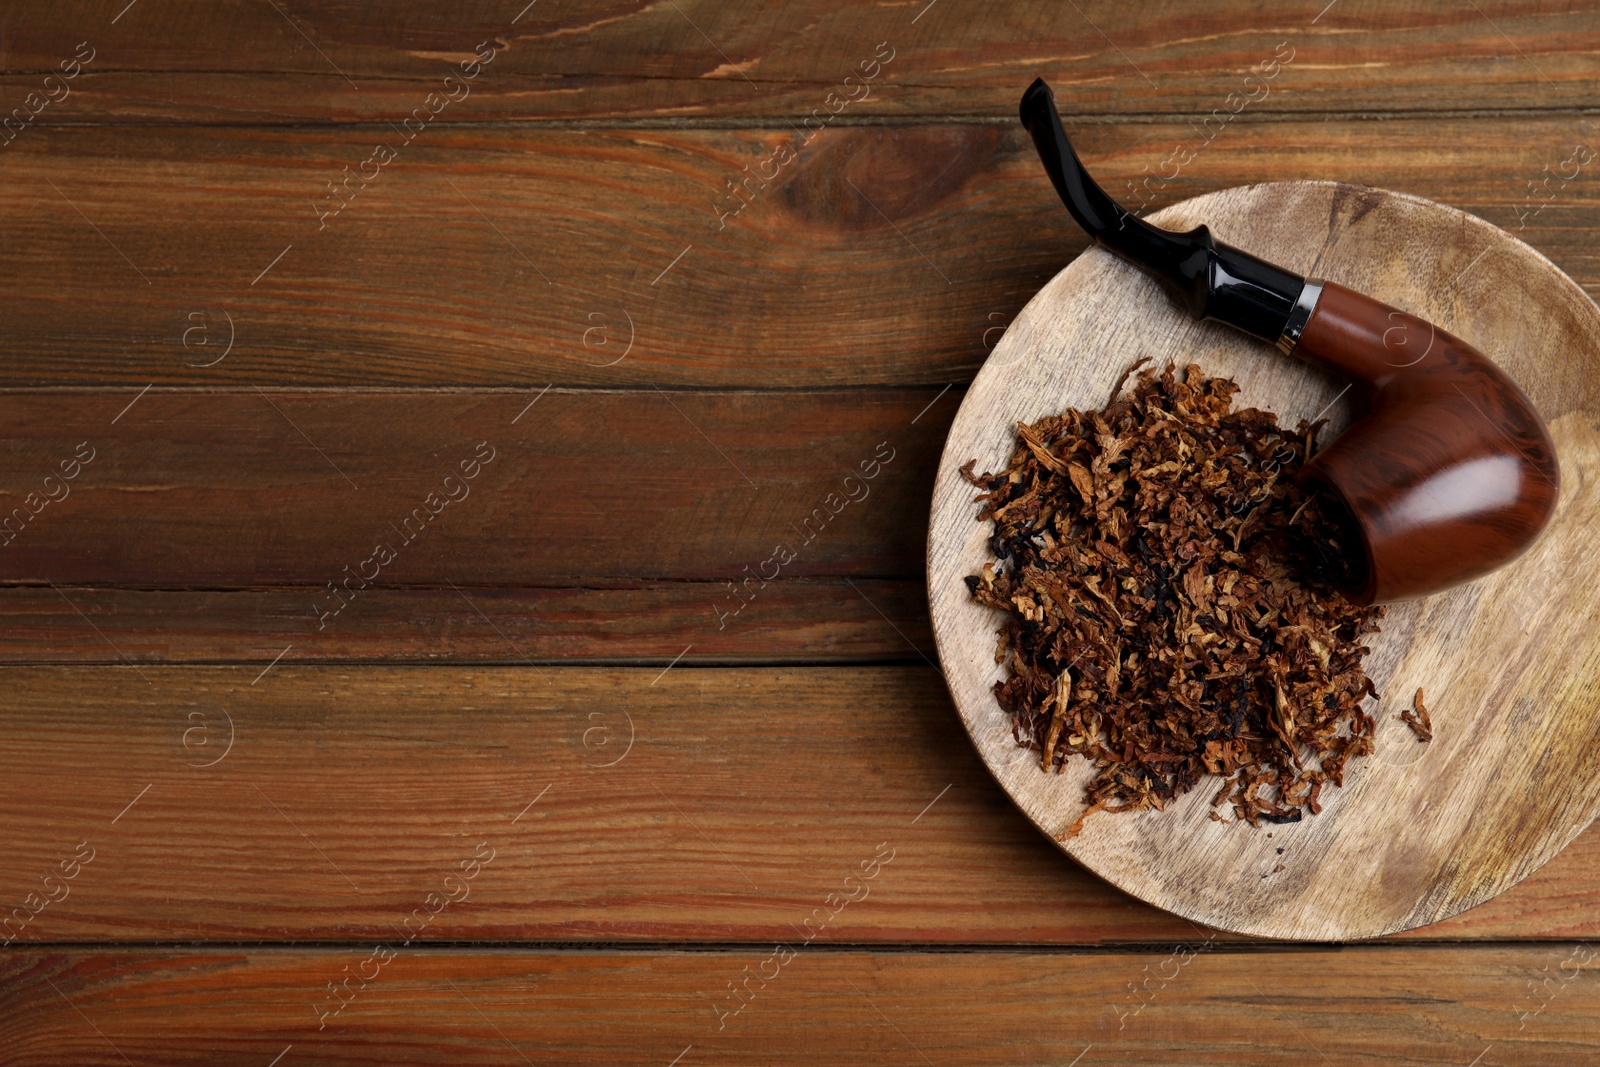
[1,2,1596,1063]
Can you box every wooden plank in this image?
[0,389,944,585]
[4,945,1598,1065]
[0,580,932,664]
[0,664,1595,945]
[0,2,1595,122]
[0,117,1595,388]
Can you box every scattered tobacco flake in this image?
[1401,687,1433,742]
[963,362,1385,830]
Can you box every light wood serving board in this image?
[928,181,1600,942]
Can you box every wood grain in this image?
[0,389,944,586]
[1,0,1597,1051]
[0,580,933,664]
[930,181,1600,939]
[4,945,1598,1066]
[0,117,1596,387]
[0,1,1594,122]
[0,664,1597,946]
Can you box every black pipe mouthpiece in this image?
[1019,78,1305,344]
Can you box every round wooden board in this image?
[928,181,1600,942]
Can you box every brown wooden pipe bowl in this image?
[1296,282,1560,604]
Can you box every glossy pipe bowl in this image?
[1294,281,1561,604]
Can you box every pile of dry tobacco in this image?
[963,362,1384,829]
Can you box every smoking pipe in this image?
[1019,78,1559,605]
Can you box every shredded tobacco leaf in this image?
[1402,687,1433,742]
[962,362,1385,830]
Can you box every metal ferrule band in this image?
[1276,278,1325,354]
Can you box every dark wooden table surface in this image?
[2,2,1598,1063]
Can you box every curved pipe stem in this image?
[1020,77,1304,343]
